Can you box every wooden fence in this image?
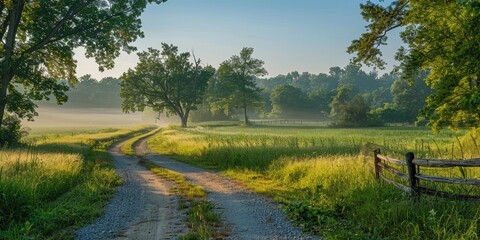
[251,120,329,126]
[373,149,480,200]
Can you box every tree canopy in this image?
[0,0,165,130]
[120,44,215,127]
[270,84,310,118]
[348,0,480,130]
[211,47,267,125]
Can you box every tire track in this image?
[75,141,188,240]
[135,137,317,240]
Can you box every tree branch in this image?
[21,3,131,56]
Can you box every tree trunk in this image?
[0,87,7,129]
[180,110,189,128]
[243,104,248,126]
[0,1,25,129]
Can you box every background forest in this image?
[52,63,431,128]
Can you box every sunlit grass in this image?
[0,125,154,239]
[145,163,221,239]
[147,125,480,239]
[121,127,161,155]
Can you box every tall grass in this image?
[0,124,154,239]
[148,125,480,239]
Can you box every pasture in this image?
[147,124,480,239]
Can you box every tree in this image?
[390,71,433,123]
[212,47,267,125]
[330,85,355,117]
[308,87,333,115]
[0,0,166,131]
[329,85,379,127]
[348,1,480,130]
[270,84,310,118]
[120,44,214,128]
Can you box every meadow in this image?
[0,125,156,239]
[147,124,480,239]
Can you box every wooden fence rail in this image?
[373,149,480,201]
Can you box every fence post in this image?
[406,152,418,197]
[374,149,381,181]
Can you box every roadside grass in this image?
[144,162,223,239]
[120,127,161,155]
[147,125,480,239]
[0,125,154,239]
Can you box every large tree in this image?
[348,0,480,130]
[212,47,267,125]
[0,0,165,129]
[120,44,215,127]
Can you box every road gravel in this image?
[136,137,318,240]
[75,142,188,240]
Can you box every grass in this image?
[144,163,222,239]
[147,124,480,239]
[0,124,155,239]
[120,127,161,155]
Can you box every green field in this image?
[147,124,480,239]
[0,125,155,239]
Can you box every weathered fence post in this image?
[374,149,381,180]
[406,152,418,197]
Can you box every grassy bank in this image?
[147,125,480,239]
[0,125,155,239]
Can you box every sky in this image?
[75,0,401,80]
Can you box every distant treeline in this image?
[40,64,432,127]
[192,63,432,126]
[39,75,122,108]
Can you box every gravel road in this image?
[75,136,318,240]
[136,137,318,240]
[75,142,188,240]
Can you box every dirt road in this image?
[75,142,188,240]
[76,137,316,240]
[136,137,316,240]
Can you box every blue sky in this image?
[75,0,401,79]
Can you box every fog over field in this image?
[21,106,175,129]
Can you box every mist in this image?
[21,106,177,130]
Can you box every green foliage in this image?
[256,64,405,122]
[330,85,382,127]
[349,0,480,131]
[270,85,311,118]
[0,0,166,128]
[210,47,267,125]
[57,75,123,108]
[189,102,233,123]
[371,104,404,124]
[390,71,433,123]
[120,44,215,127]
[308,88,333,115]
[0,114,27,147]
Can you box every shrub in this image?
[0,115,28,147]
